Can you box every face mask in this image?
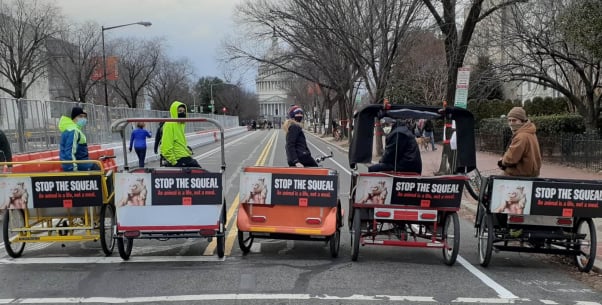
[177,112,186,118]
[509,122,523,132]
[76,118,87,128]
[383,126,392,135]
[294,116,303,122]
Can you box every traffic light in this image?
[208,104,213,113]
[222,107,227,113]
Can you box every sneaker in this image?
[509,229,523,238]
[433,148,437,151]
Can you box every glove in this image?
[295,162,304,168]
[497,159,506,170]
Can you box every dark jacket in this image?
[154,122,164,154]
[284,120,317,167]
[0,129,12,163]
[380,124,422,174]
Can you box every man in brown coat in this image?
[498,107,542,177]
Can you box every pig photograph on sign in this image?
[240,172,272,205]
[355,176,393,205]
[116,173,151,207]
[491,179,533,215]
[0,177,31,209]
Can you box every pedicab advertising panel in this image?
[114,170,222,229]
[489,178,602,217]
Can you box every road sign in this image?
[454,67,471,109]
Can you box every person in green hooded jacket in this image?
[160,101,201,167]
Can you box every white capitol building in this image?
[255,34,293,124]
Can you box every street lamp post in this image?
[102,21,152,120]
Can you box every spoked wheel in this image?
[478,213,494,267]
[3,209,26,258]
[117,237,133,260]
[237,231,253,254]
[574,218,597,272]
[216,201,226,258]
[350,208,361,261]
[99,204,116,256]
[442,212,460,266]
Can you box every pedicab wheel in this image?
[117,237,133,260]
[478,213,494,267]
[216,202,226,258]
[329,203,342,258]
[442,212,460,266]
[329,229,340,258]
[350,208,361,261]
[238,230,253,254]
[99,204,116,256]
[3,209,26,258]
[574,218,597,273]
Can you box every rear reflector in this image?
[306,218,321,225]
[199,229,215,236]
[251,216,267,223]
[421,213,437,220]
[375,211,391,218]
[508,215,524,223]
[557,218,572,226]
[123,231,140,238]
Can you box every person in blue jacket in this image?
[58,107,99,171]
[129,122,152,168]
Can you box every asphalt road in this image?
[0,129,600,305]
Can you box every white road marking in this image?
[0,255,224,264]
[307,139,351,176]
[451,297,529,303]
[540,300,559,304]
[0,293,436,304]
[457,256,518,299]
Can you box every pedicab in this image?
[111,117,226,260]
[348,104,476,265]
[237,152,343,257]
[474,170,600,272]
[0,156,117,257]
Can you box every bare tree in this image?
[213,83,258,119]
[495,1,602,131]
[422,0,527,106]
[110,37,163,108]
[0,0,62,98]
[148,56,194,111]
[227,0,424,152]
[388,30,447,105]
[48,21,103,103]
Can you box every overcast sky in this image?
[54,0,248,85]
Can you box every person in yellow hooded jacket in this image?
[58,107,100,171]
[160,101,201,167]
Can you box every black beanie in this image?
[71,107,87,119]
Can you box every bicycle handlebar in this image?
[315,151,334,164]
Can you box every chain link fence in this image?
[0,98,239,154]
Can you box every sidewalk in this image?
[311,132,602,273]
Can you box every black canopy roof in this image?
[348,104,476,173]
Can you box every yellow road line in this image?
[203,131,277,256]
